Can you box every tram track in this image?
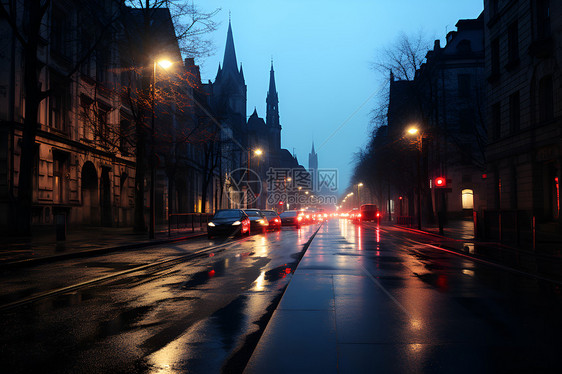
[0,239,244,312]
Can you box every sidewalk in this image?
[0,224,206,267]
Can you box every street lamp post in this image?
[149,59,172,239]
[407,127,422,230]
[246,148,263,208]
[357,182,363,207]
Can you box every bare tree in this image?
[372,30,432,81]
[0,0,125,234]
[119,1,218,232]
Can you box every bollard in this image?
[55,213,66,241]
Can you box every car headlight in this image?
[232,220,241,226]
[208,222,216,227]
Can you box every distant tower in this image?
[308,141,318,172]
[266,60,281,151]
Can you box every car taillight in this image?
[358,213,362,217]
[274,218,279,222]
[297,216,303,221]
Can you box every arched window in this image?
[462,189,474,210]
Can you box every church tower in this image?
[212,20,247,124]
[266,61,281,151]
[308,141,318,172]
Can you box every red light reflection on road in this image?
[376,227,380,243]
[357,225,362,250]
[436,274,448,291]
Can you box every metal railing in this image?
[168,213,212,237]
[396,216,414,227]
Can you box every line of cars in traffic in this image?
[206,208,329,239]
[340,204,381,223]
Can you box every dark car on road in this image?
[279,210,303,228]
[261,210,282,231]
[207,209,250,239]
[244,209,269,233]
[359,204,380,222]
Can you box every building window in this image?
[491,37,500,78]
[456,39,472,54]
[458,74,471,98]
[491,0,499,16]
[119,113,132,155]
[49,72,70,133]
[96,103,110,146]
[462,189,474,210]
[79,28,93,76]
[51,7,70,58]
[53,151,69,204]
[507,21,519,67]
[537,0,551,40]
[509,91,520,134]
[491,102,501,140]
[459,108,472,134]
[80,95,94,140]
[96,48,108,83]
[539,75,554,122]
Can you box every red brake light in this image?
[297,216,303,221]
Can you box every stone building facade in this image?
[483,0,561,237]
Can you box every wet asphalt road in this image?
[246,219,562,373]
[2,219,562,373]
[0,224,318,374]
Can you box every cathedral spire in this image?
[222,20,238,74]
[268,60,277,96]
[266,60,279,129]
[308,141,318,174]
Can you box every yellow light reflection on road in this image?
[253,271,266,291]
[410,319,423,330]
[462,269,475,277]
[257,236,268,256]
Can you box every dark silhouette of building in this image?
[210,20,308,210]
[483,0,561,242]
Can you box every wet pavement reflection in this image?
[0,224,319,374]
[246,219,562,374]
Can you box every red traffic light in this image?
[278,201,284,205]
[435,177,447,188]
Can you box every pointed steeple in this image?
[266,60,280,129]
[308,141,318,174]
[268,60,277,96]
[222,20,238,74]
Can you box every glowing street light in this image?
[406,125,423,230]
[150,58,173,239]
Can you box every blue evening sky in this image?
[197,0,484,193]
